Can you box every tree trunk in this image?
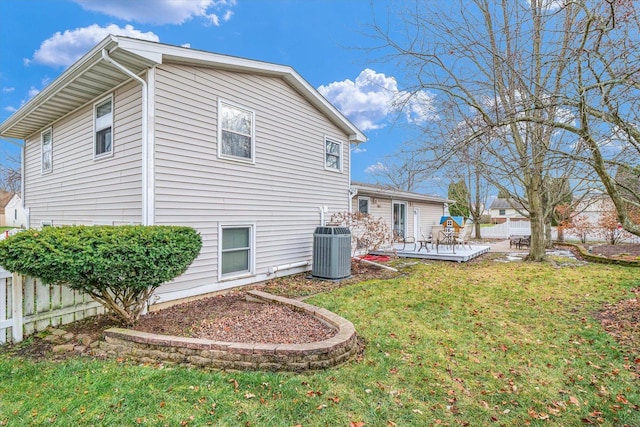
[527,184,547,261]
[544,218,554,249]
[557,226,565,243]
[474,221,482,240]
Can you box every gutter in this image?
[101,49,153,225]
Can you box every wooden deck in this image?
[373,242,491,263]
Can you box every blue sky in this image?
[0,0,439,192]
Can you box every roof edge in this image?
[352,181,454,204]
[0,36,121,138]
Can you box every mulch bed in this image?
[589,243,640,261]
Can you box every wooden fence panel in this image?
[0,269,104,344]
[0,274,8,343]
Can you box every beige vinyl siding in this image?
[23,80,143,226]
[153,64,350,297]
[352,197,445,240]
[415,202,446,237]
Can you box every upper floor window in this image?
[325,137,342,171]
[41,128,52,173]
[218,100,254,162]
[94,97,113,158]
[499,209,506,216]
[358,198,369,214]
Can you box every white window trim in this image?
[324,136,343,172]
[218,223,256,281]
[358,197,370,214]
[217,99,256,164]
[93,95,114,160]
[41,127,53,174]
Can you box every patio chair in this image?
[454,225,473,250]
[393,229,416,251]
[417,227,432,252]
[435,227,456,253]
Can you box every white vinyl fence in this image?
[477,220,532,239]
[0,267,103,344]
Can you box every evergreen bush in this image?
[0,225,202,324]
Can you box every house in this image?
[350,182,453,240]
[0,36,366,306]
[488,198,529,224]
[439,215,465,233]
[0,191,14,226]
[1,193,28,228]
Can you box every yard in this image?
[1,255,639,426]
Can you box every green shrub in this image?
[0,225,202,324]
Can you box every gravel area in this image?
[133,292,336,344]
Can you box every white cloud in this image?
[365,162,388,174]
[207,14,221,26]
[352,146,367,154]
[2,87,14,93]
[4,106,17,113]
[73,0,237,25]
[26,24,159,68]
[28,87,40,98]
[181,43,192,48]
[318,69,436,131]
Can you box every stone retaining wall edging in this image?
[100,290,358,371]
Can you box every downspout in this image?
[101,49,152,225]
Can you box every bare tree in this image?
[372,0,640,259]
[0,152,21,194]
[366,143,432,192]
[442,140,492,239]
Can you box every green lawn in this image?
[1,259,639,426]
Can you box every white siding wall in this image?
[23,81,143,226]
[153,64,351,300]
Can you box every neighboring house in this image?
[0,191,13,226]
[350,182,453,241]
[3,194,28,228]
[0,36,366,305]
[573,193,610,225]
[488,198,529,223]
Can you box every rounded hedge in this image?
[0,225,202,323]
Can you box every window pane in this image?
[221,104,251,135]
[42,130,52,144]
[358,199,369,214]
[42,152,51,171]
[221,250,249,275]
[222,227,249,250]
[222,131,252,158]
[96,127,112,155]
[96,100,112,118]
[42,130,52,172]
[326,154,339,169]
[326,140,340,155]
